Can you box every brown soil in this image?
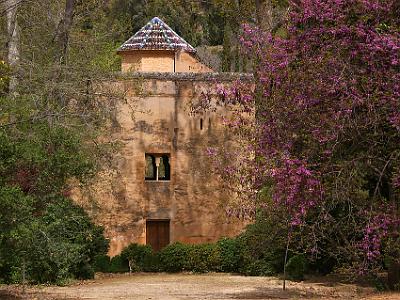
[1,273,400,300]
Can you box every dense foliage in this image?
[0,0,116,283]
[0,120,109,284]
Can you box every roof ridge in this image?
[118,17,196,53]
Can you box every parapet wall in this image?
[116,71,254,82]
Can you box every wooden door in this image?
[146,220,170,252]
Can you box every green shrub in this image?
[0,194,109,284]
[121,243,153,272]
[285,254,308,281]
[261,249,287,274]
[384,237,400,290]
[238,214,288,275]
[109,255,129,273]
[158,242,191,272]
[142,252,161,272]
[372,275,389,291]
[74,263,95,280]
[94,255,111,273]
[0,123,109,284]
[187,243,221,273]
[241,259,275,276]
[217,237,243,273]
[308,256,336,275]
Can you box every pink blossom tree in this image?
[202,0,400,286]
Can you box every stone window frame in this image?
[145,153,171,181]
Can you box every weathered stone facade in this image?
[74,18,249,256]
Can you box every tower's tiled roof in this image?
[118,17,196,53]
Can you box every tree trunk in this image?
[55,0,76,64]
[255,0,273,33]
[4,0,20,92]
[283,228,292,291]
[255,0,288,34]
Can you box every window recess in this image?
[145,154,170,181]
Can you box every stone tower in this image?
[75,17,247,256]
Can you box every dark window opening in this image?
[145,153,170,181]
[158,155,170,180]
[200,118,203,130]
[145,154,157,180]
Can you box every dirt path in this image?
[2,273,400,300]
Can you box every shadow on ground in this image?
[227,286,327,299]
[0,290,77,300]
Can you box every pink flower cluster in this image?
[359,206,400,271]
[271,158,322,226]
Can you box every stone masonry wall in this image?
[74,74,250,256]
[121,50,176,73]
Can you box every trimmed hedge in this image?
[109,255,129,273]
[158,242,191,272]
[98,239,310,279]
[217,237,244,273]
[241,259,275,276]
[187,243,221,273]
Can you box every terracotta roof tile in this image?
[118,17,196,53]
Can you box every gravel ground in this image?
[1,273,400,300]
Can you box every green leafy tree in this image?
[0,0,120,283]
[0,120,109,283]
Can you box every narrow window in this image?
[200,118,203,130]
[158,155,170,180]
[145,153,170,181]
[145,154,156,180]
